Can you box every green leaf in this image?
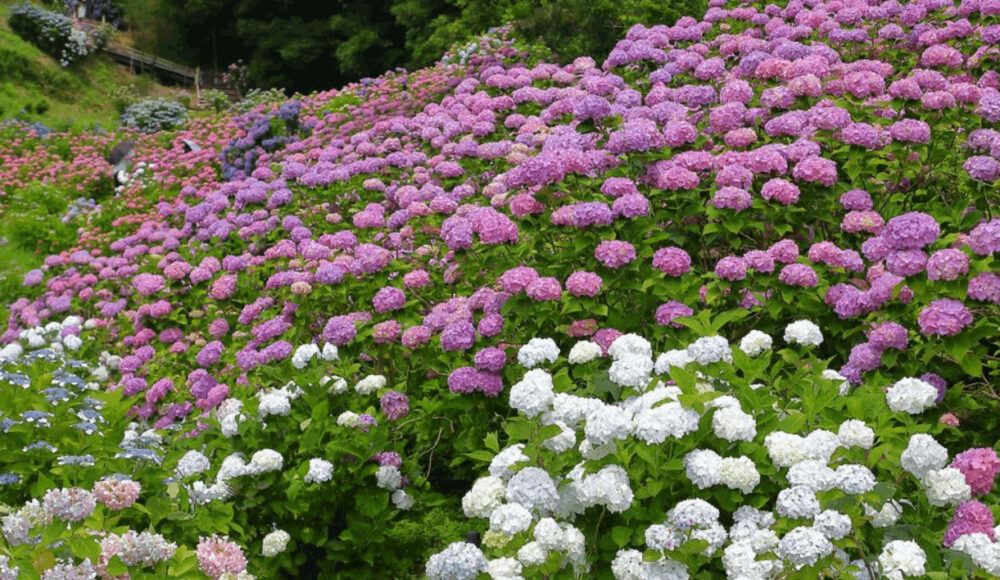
[610,526,632,548]
[484,432,499,453]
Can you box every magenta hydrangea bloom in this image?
[565,271,603,297]
[594,240,637,269]
[778,263,819,287]
[401,325,432,348]
[848,343,882,372]
[132,273,165,297]
[373,286,406,313]
[968,272,1000,304]
[926,249,969,281]
[591,328,623,355]
[867,321,909,351]
[951,448,1000,495]
[526,277,562,301]
[196,535,247,579]
[652,247,691,276]
[918,298,973,336]
[944,501,995,548]
[760,178,800,205]
[440,320,475,351]
[715,256,748,281]
[499,266,539,293]
[882,212,940,250]
[380,390,410,421]
[655,301,694,327]
[474,347,506,372]
[968,219,1000,255]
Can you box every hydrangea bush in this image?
[120,98,189,134]
[2,0,1000,575]
[430,322,1000,578]
[6,3,105,67]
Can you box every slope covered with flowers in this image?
[2,0,1000,578]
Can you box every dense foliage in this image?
[139,0,705,93]
[2,0,1000,577]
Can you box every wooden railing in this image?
[104,43,200,84]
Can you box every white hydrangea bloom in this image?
[320,374,349,394]
[776,486,821,519]
[489,445,530,481]
[632,403,700,444]
[551,394,604,427]
[463,476,507,519]
[608,334,653,359]
[655,350,694,374]
[687,336,733,365]
[248,449,283,474]
[542,421,576,453]
[783,320,823,346]
[812,510,851,540]
[668,499,720,530]
[355,374,387,395]
[723,542,782,579]
[63,335,82,352]
[738,330,773,357]
[611,549,643,580]
[258,391,291,420]
[336,411,360,427]
[886,377,938,414]
[803,429,840,463]
[712,407,756,442]
[392,489,414,510]
[262,530,290,557]
[489,503,533,535]
[562,524,586,565]
[764,432,810,467]
[864,500,903,528]
[684,449,722,489]
[426,541,488,580]
[608,355,654,389]
[584,405,631,446]
[837,420,874,449]
[320,343,339,361]
[923,467,971,506]
[291,343,320,369]
[642,558,689,579]
[517,338,560,369]
[777,526,832,568]
[720,456,760,494]
[487,557,523,580]
[375,465,402,490]
[645,524,684,551]
[176,450,211,478]
[568,341,602,364]
[216,454,250,482]
[533,518,564,551]
[900,434,948,479]
[578,465,633,513]
[787,460,836,492]
[835,464,876,494]
[304,458,333,484]
[506,467,559,514]
[953,534,1000,576]
[516,541,548,566]
[509,370,555,418]
[879,540,926,579]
